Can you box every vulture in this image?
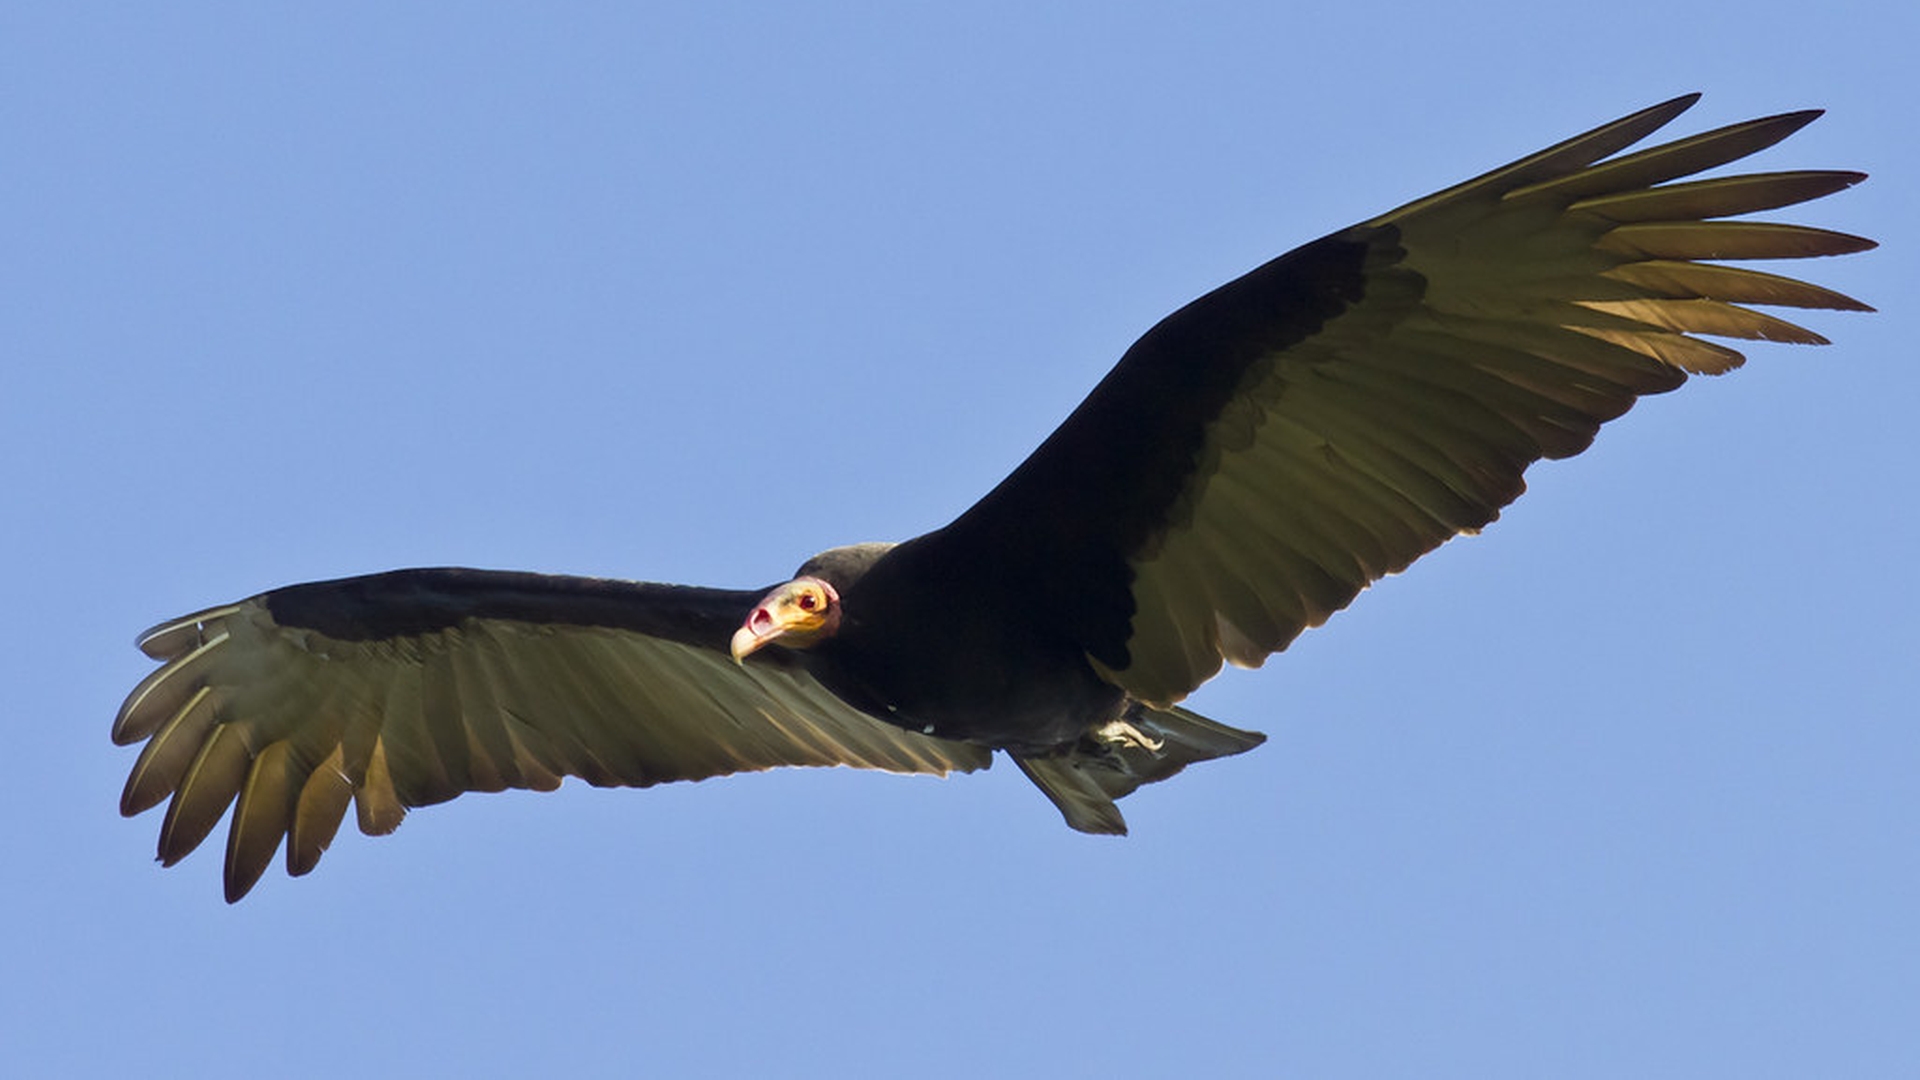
[114,95,1874,902]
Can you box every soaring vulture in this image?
[114,95,1873,901]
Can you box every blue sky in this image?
[5,3,1914,1076]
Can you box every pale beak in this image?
[730,606,778,664]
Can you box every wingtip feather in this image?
[225,741,297,903]
[136,604,244,660]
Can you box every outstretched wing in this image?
[939,95,1872,705]
[113,568,991,901]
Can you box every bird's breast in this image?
[806,613,1122,754]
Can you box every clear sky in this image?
[5,3,1913,1077]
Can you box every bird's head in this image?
[731,576,842,662]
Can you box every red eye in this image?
[798,592,818,611]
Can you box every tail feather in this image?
[1015,704,1265,835]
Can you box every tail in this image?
[1013,704,1265,835]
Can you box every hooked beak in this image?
[730,605,780,663]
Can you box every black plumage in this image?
[113,95,1873,900]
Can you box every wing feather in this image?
[1596,220,1874,260]
[227,740,299,902]
[120,684,218,816]
[288,747,352,877]
[1572,170,1866,221]
[158,723,253,867]
[356,738,406,836]
[116,570,991,900]
[1598,260,1871,311]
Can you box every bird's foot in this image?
[1092,718,1166,753]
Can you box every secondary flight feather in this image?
[114,95,1873,901]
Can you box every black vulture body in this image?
[800,539,1130,754]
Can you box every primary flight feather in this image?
[114,95,1873,901]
